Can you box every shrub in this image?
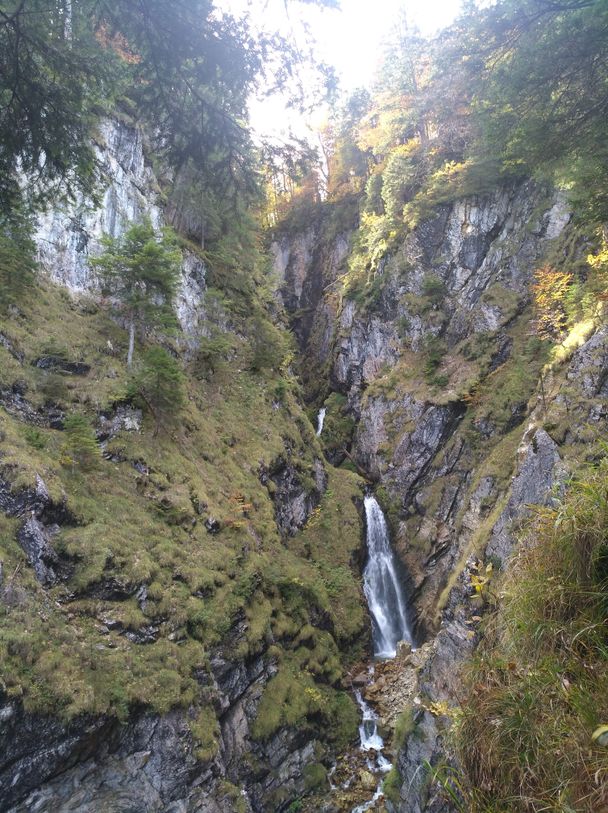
[393,708,416,752]
[422,335,446,383]
[23,426,46,450]
[383,767,402,805]
[189,706,220,763]
[248,314,288,372]
[194,330,234,378]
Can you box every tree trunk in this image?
[127,318,135,368]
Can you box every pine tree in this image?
[0,205,37,311]
[61,414,100,471]
[92,221,182,367]
[129,346,185,436]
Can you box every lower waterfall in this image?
[349,495,414,812]
[363,495,413,658]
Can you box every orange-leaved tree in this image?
[531,265,573,341]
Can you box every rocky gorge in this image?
[1,109,607,813]
[272,179,608,811]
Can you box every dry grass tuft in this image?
[456,454,608,812]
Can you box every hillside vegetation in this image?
[1,1,608,811]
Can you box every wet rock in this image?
[205,516,222,534]
[396,641,412,661]
[17,516,61,586]
[33,356,91,376]
[359,770,377,792]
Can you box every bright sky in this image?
[219,0,463,137]
[290,0,462,90]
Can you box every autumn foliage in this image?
[531,265,572,341]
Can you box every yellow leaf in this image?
[592,725,608,746]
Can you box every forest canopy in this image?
[0,0,336,220]
[272,0,608,231]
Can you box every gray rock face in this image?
[355,394,464,499]
[271,220,354,397]
[0,475,73,585]
[35,120,163,293]
[262,457,328,537]
[393,322,608,813]
[292,182,572,633]
[334,300,401,399]
[272,182,608,813]
[17,516,61,586]
[1,636,318,813]
[486,427,565,564]
[33,118,208,342]
[566,325,608,397]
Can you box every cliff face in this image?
[0,120,368,812]
[34,119,208,345]
[274,181,608,812]
[275,181,572,626]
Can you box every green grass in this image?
[0,274,368,734]
[455,454,608,812]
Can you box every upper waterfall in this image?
[316,407,326,436]
[363,495,413,658]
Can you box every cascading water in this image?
[316,407,326,436]
[356,688,392,768]
[349,496,414,812]
[363,495,413,658]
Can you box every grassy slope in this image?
[455,456,608,813]
[0,275,366,751]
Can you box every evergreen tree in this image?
[0,0,339,219]
[0,203,37,310]
[446,0,608,220]
[92,221,182,367]
[129,346,185,436]
[61,414,100,471]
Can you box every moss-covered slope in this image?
[0,272,367,760]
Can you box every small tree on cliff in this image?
[128,346,185,436]
[92,220,182,366]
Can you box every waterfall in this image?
[363,495,413,659]
[355,689,385,753]
[348,496,414,813]
[316,407,326,436]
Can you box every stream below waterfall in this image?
[348,496,414,812]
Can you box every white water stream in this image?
[350,496,414,812]
[316,407,326,436]
[363,496,413,658]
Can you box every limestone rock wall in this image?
[273,180,608,813]
[33,119,208,344]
